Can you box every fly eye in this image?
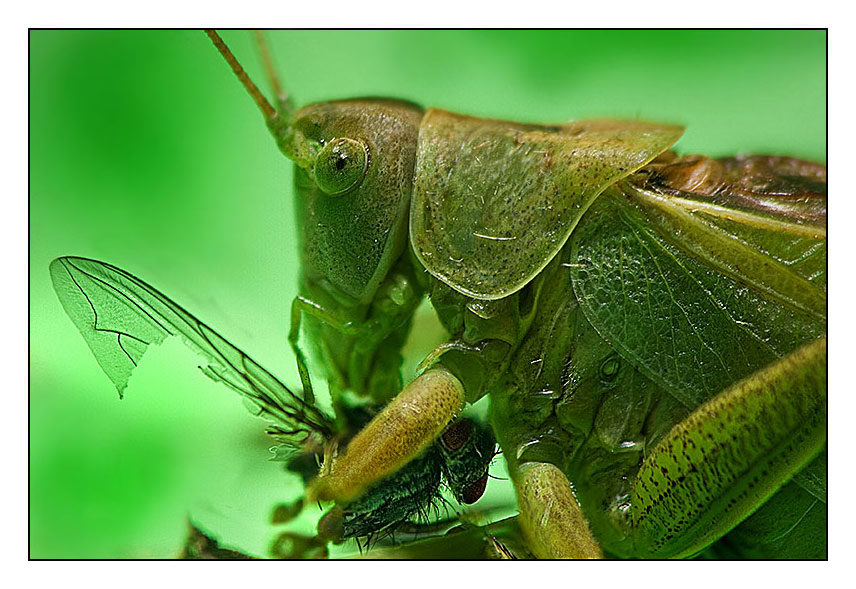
[461,474,488,504]
[313,137,369,196]
[441,419,474,452]
[600,356,621,383]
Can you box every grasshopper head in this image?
[281,99,424,305]
[208,31,426,399]
[206,31,424,306]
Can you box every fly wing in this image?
[411,109,683,300]
[50,257,335,446]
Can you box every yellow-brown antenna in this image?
[253,30,294,116]
[205,30,278,123]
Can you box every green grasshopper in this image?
[50,30,826,559]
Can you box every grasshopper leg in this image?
[505,338,825,559]
[289,296,365,405]
[311,365,465,504]
[512,461,604,559]
[629,337,827,558]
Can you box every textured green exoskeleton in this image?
[50,31,826,558]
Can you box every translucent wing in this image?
[50,256,335,446]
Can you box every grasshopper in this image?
[45,30,826,558]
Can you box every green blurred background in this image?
[30,30,826,558]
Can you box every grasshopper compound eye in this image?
[313,137,369,196]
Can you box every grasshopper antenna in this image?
[253,30,294,117]
[205,30,279,123]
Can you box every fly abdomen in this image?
[318,449,442,543]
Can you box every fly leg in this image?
[628,337,827,558]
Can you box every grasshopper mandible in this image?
[50,30,826,558]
